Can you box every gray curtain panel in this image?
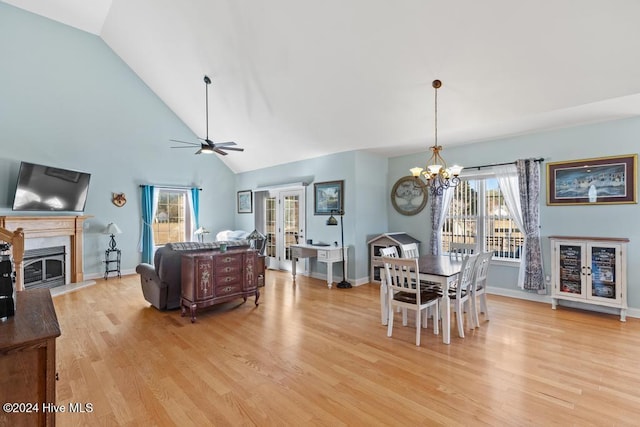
[516,159,545,292]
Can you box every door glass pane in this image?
[590,246,616,298]
[559,244,582,294]
[283,195,299,261]
[265,197,276,258]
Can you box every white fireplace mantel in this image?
[0,215,90,289]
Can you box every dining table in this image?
[380,254,463,345]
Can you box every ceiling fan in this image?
[170,75,244,156]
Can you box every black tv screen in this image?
[12,162,91,212]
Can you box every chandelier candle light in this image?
[410,79,463,195]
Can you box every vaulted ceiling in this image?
[5,0,640,173]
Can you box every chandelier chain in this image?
[409,78,463,195]
[434,82,438,147]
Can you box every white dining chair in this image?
[399,243,419,259]
[382,256,439,346]
[448,242,478,261]
[471,251,492,328]
[380,246,399,258]
[379,246,399,324]
[442,252,478,338]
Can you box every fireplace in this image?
[0,215,89,290]
[24,246,66,290]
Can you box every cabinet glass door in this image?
[589,245,619,302]
[558,244,584,296]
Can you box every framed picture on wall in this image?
[547,154,637,205]
[314,180,344,215]
[237,190,253,213]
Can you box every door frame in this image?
[255,185,306,273]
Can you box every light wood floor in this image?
[52,270,640,426]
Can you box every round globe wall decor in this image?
[390,176,428,216]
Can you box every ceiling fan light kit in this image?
[170,75,244,156]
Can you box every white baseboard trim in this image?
[487,286,640,319]
[50,280,97,297]
[84,268,136,281]
[307,272,369,288]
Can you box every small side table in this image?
[104,248,121,279]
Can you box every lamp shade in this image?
[326,215,338,226]
[105,223,122,235]
[194,226,210,235]
[247,229,265,240]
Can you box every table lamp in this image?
[105,222,122,250]
[194,226,210,243]
[247,229,266,254]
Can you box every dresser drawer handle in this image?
[223,286,233,293]
[225,277,233,282]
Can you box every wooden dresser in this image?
[0,288,61,427]
[180,250,263,322]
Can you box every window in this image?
[152,189,193,245]
[442,177,522,261]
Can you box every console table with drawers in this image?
[180,249,263,322]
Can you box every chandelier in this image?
[410,79,463,195]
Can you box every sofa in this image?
[136,240,251,310]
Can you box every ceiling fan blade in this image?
[170,139,200,146]
[172,76,242,158]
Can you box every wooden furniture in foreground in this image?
[0,289,61,427]
[0,216,90,287]
[180,250,263,322]
[0,226,24,292]
[550,235,628,321]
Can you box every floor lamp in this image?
[326,210,351,289]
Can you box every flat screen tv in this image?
[12,161,91,212]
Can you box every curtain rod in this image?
[464,157,545,171]
[139,185,202,191]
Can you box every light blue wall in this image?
[389,117,640,309]
[235,150,388,282]
[4,3,639,313]
[0,3,237,277]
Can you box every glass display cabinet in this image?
[550,236,628,321]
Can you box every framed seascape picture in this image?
[237,190,253,213]
[547,154,637,205]
[314,180,344,215]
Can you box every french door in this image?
[264,188,306,272]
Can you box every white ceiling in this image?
[6,0,640,173]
